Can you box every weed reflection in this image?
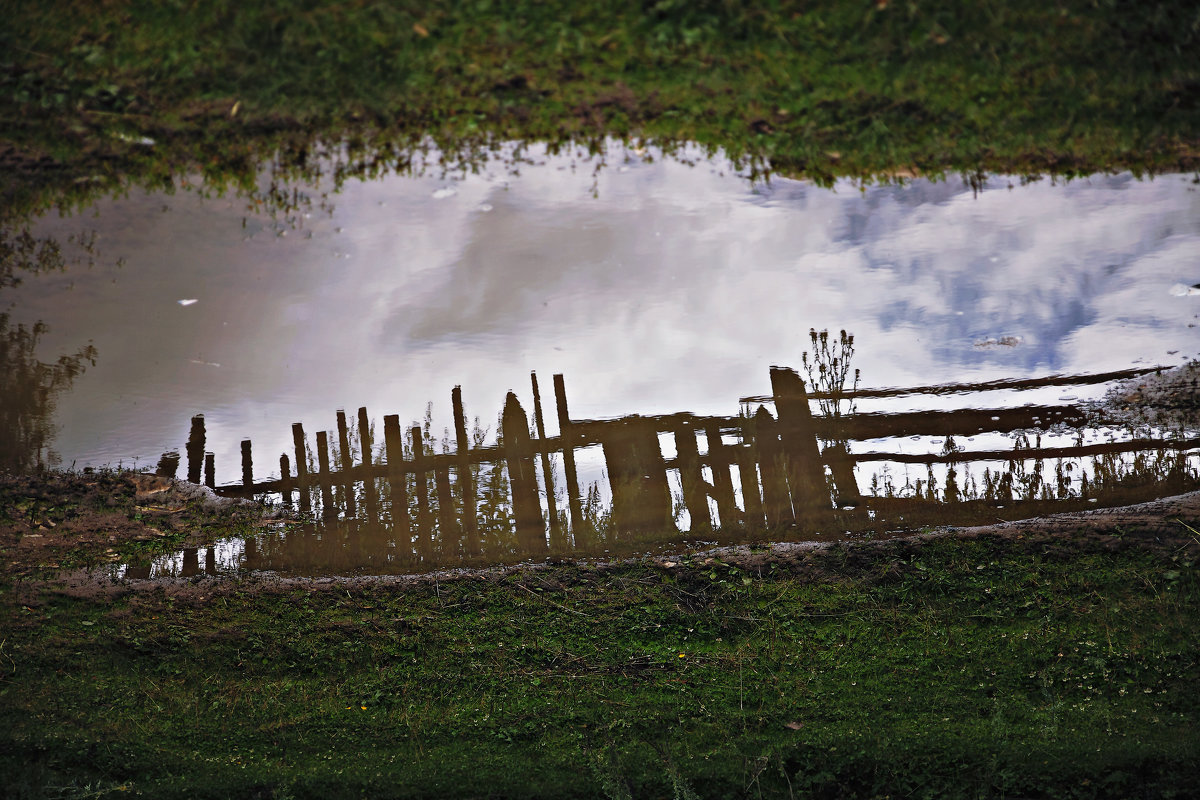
[0,228,100,471]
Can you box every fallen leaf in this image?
[785,721,804,730]
[413,23,429,37]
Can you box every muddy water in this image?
[4,143,1200,575]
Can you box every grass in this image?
[2,528,1197,798]
[2,1,1199,218]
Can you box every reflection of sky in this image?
[9,143,1200,479]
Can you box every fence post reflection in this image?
[602,416,673,539]
[383,415,409,539]
[770,367,829,524]
[181,547,199,577]
[336,410,357,517]
[279,454,293,507]
[553,374,585,538]
[503,392,545,552]
[316,430,335,519]
[358,407,378,521]
[156,451,180,479]
[187,415,205,484]
[753,407,793,528]
[411,425,432,558]
[675,421,711,533]
[241,439,253,490]
[451,387,479,554]
[291,423,310,513]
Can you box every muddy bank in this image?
[0,470,264,581]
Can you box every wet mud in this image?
[0,470,261,581]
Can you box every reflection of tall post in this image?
[383,415,408,533]
[358,408,378,520]
[204,452,215,489]
[602,417,673,538]
[316,431,335,518]
[241,439,254,490]
[553,374,585,537]
[674,422,712,533]
[705,422,740,529]
[336,410,357,517]
[503,393,546,552]
[279,454,293,507]
[181,547,199,577]
[292,423,311,513]
[770,367,829,520]
[736,439,765,529]
[411,425,432,557]
[205,546,216,575]
[435,466,458,554]
[452,387,478,553]
[531,373,563,548]
[753,407,793,528]
[187,415,205,484]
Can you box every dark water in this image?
[3,143,1199,576]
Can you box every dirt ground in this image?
[0,470,263,581]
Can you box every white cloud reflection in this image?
[13,144,1200,476]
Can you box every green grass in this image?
[2,532,1197,798]
[2,0,1198,218]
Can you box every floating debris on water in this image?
[974,336,1024,348]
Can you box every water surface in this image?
[4,144,1199,575]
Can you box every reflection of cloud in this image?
[14,142,1200,472]
[376,160,1200,394]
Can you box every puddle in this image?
[3,142,1199,576]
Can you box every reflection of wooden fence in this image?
[163,365,1199,551]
